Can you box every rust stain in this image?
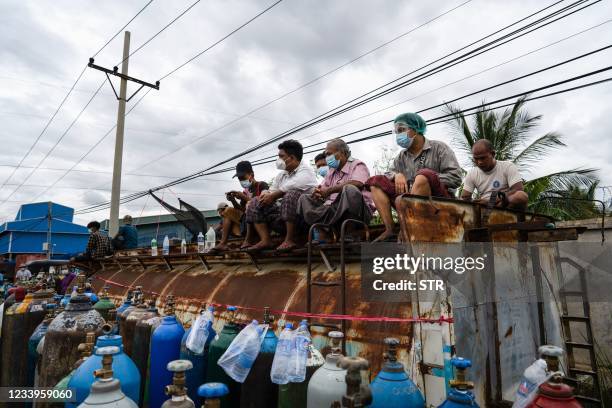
[504,325,513,338]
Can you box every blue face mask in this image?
[326,154,340,169]
[318,166,329,177]
[240,179,252,189]
[396,132,414,149]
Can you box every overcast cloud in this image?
[1,0,611,225]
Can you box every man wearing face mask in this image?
[216,161,270,250]
[246,139,317,251]
[298,139,374,232]
[71,221,112,261]
[314,152,328,179]
[366,112,462,242]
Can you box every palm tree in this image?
[444,95,600,220]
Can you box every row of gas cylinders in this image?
[0,276,584,408]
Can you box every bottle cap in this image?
[285,323,293,329]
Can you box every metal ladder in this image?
[306,219,369,354]
[558,256,603,407]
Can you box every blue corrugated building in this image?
[0,202,89,260]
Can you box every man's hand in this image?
[259,192,276,207]
[394,173,409,194]
[312,187,326,201]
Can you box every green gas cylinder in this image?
[206,306,240,408]
[93,285,116,321]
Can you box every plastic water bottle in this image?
[197,232,205,253]
[151,238,158,256]
[205,227,216,252]
[70,285,78,299]
[288,321,310,382]
[180,239,187,254]
[513,359,548,408]
[186,306,214,354]
[271,323,294,384]
[218,320,264,383]
[162,235,170,255]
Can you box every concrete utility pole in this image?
[109,31,131,237]
[87,32,159,237]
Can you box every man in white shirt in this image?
[15,265,32,282]
[461,139,528,209]
[246,139,317,251]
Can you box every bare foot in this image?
[213,243,230,251]
[276,241,297,251]
[240,240,256,249]
[247,241,275,252]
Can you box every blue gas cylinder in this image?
[438,358,479,407]
[60,293,71,307]
[66,326,141,407]
[149,297,185,408]
[116,291,134,316]
[370,338,425,408]
[180,312,216,404]
[27,304,55,387]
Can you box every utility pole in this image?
[87,31,160,237]
[109,31,130,237]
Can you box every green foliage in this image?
[444,95,600,220]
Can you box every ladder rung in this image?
[311,281,342,287]
[561,315,591,321]
[569,367,598,376]
[565,341,594,349]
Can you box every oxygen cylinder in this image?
[370,337,425,408]
[93,285,116,321]
[54,331,96,397]
[1,286,49,388]
[206,306,241,408]
[122,294,156,357]
[133,304,162,406]
[68,324,141,407]
[77,346,138,408]
[116,290,135,317]
[150,296,185,408]
[39,275,105,387]
[162,360,195,408]
[438,357,479,407]
[306,331,347,408]
[119,287,143,337]
[240,307,278,408]
[180,305,216,404]
[526,373,582,408]
[27,303,55,387]
[199,383,229,408]
[278,322,324,408]
[161,360,195,408]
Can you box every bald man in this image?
[461,139,528,209]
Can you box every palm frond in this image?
[512,132,566,172]
[524,168,599,193]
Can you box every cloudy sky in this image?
[1,0,611,225]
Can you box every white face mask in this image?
[276,157,287,170]
[88,228,93,234]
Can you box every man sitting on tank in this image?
[298,138,375,241]
[71,221,113,261]
[215,160,270,251]
[366,112,462,242]
[461,139,528,209]
[246,139,317,251]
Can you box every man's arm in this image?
[461,169,475,201]
[437,144,463,190]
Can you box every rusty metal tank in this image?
[123,296,158,357]
[39,275,105,388]
[134,313,163,407]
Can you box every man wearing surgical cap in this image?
[366,112,462,242]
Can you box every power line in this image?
[73,64,612,214]
[0,0,155,194]
[89,0,595,207]
[129,0,474,172]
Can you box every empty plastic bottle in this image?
[218,320,264,383]
[180,239,187,254]
[513,359,548,408]
[185,306,214,354]
[162,235,170,256]
[271,323,294,385]
[288,322,310,383]
[197,232,205,254]
[205,227,216,252]
[151,238,158,256]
